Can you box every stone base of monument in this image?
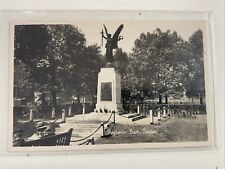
[95,67,124,114]
[95,104,124,114]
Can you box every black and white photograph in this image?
[11,18,213,150]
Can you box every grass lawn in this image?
[95,115,208,144]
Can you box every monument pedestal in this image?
[95,67,124,113]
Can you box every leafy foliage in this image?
[14,25,103,106]
[184,30,205,99]
[122,28,205,103]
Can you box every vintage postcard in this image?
[9,11,215,151]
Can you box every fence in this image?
[13,102,96,120]
[123,103,206,117]
[13,102,206,121]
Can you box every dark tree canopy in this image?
[184,30,205,99]
[113,48,128,75]
[14,24,103,107]
[121,28,205,103]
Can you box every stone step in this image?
[131,115,146,122]
[56,125,100,133]
[65,114,112,123]
[55,121,110,145]
[53,113,117,145]
[117,111,128,115]
[126,113,140,118]
[57,124,99,128]
[118,113,140,118]
[70,132,102,139]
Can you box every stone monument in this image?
[95,24,124,113]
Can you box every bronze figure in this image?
[101,24,123,67]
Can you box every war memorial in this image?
[12,22,208,148]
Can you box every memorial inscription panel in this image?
[101,82,112,101]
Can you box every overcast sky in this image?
[72,20,206,54]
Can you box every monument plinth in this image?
[95,24,124,113]
[95,67,124,113]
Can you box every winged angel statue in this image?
[101,24,123,67]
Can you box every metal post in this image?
[68,107,72,117]
[91,137,95,145]
[157,108,161,121]
[51,107,55,119]
[62,109,66,123]
[137,105,140,114]
[29,109,33,122]
[82,105,85,114]
[101,122,105,137]
[167,106,170,116]
[113,111,116,123]
[149,110,153,124]
[163,107,166,118]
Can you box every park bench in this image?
[21,128,73,147]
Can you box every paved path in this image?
[55,113,113,145]
[54,112,177,145]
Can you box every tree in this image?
[46,25,86,106]
[184,30,205,103]
[14,25,51,107]
[14,25,88,107]
[114,48,129,75]
[125,29,189,103]
[14,24,104,109]
[14,60,32,99]
[15,25,50,67]
[113,48,130,104]
[65,44,103,100]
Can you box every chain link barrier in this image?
[70,112,113,143]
